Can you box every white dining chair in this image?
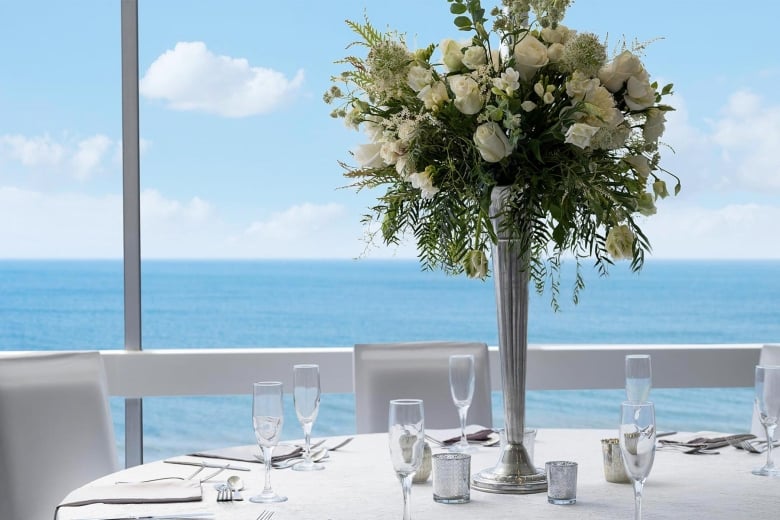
[0,351,119,520]
[353,341,493,434]
[751,344,780,437]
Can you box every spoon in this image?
[227,475,244,500]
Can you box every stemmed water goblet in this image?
[448,354,476,453]
[293,363,325,471]
[389,399,425,520]
[249,381,287,503]
[619,401,656,520]
[752,365,780,476]
[625,354,652,402]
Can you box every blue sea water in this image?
[1,259,778,462]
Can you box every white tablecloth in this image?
[57,429,780,519]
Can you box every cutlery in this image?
[256,511,275,520]
[273,448,329,469]
[216,484,233,502]
[163,460,251,472]
[325,436,354,451]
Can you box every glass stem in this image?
[458,405,469,447]
[262,446,274,494]
[765,424,777,470]
[632,478,644,520]
[303,422,313,463]
[399,473,413,520]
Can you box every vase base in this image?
[471,443,547,494]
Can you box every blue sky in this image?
[1,0,779,259]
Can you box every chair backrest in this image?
[353,341,493,434]
[751,344,780,437]
[0,351,119,520]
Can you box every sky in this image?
[1,0,779,260]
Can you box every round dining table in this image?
[56,428,779,520]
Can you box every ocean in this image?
[1,259,778,462]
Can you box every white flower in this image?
[624,73,656,111]
[440,39,464,71]
[492,68,520,95]
[521,100,537,112]
[543,91,555,104]
[605,224,634,260]
[564,123,599,149]
[624,155,651,178]
[397,120,416,142]
[653,179,670,199]
[547,43,565,62]
[409,168,439,199]
[407,65,433,92]
[637,192,657,216]
[513,33,549,82]
[599,50,644,92]
[380,139,404,165]
[474,122,513,162]
[565,71,599,101]
[395,154,414,179]
[462,46,487,69]
[353,142,385,168]
[464,249,488,279]
[417,80,449,110]
[540,25,570,44]
[448,75,483,115]
[643,108,667,144]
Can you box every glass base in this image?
[752,466,780,477]
[292,460,326,471]
[249,492,288,503]
[548,497,576,505]
[434,494,470,504]
[448,442,478,453]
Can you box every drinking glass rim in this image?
[254,381,283,387]
[390,398,423,405]
[757,364,780,370]
[293,363,319,370]
[620,400,654,408]
[625,354,651,359]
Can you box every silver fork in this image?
[216,484,233,502]
[256,511,275,520]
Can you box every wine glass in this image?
[752,365,780,476]
[249,381,287,503]
[293,364,324,472]
[448,354,476,453]
[619,401,656,520]
[625,354,652,402]
[389,399,425,520]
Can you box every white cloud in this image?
[243,203,346,240]
[140,41,304,117]
[1,133,117,181]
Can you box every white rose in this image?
[605,224,635,260]
[513,33,549,82]
[353,142,385,168]
[407,65,433,92]
[448,75,483,115]
[397,120,416,142]
[564,123,599,149]
[643,108,667,143]
[598,50,644,92]
[440,39,464,72]
[624,73,656,111]
[474,122,513,162]
[540,25,570,44]
[565,71,599,101]
[462,46,487,70]
[417,80,449,110]
[547,43,565,62]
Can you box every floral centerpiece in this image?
[326,0,679,306]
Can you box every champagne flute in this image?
[448,354,476,453]
[389,399,425,520]
[619,401,656,520]
[752,365,780,476]
[250,382,287,503]
[625,354,652,402]
[293,364,325,472]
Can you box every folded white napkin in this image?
[57,480,202,508]
[190,443,301,463]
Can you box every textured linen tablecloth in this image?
[57,429,780,520]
